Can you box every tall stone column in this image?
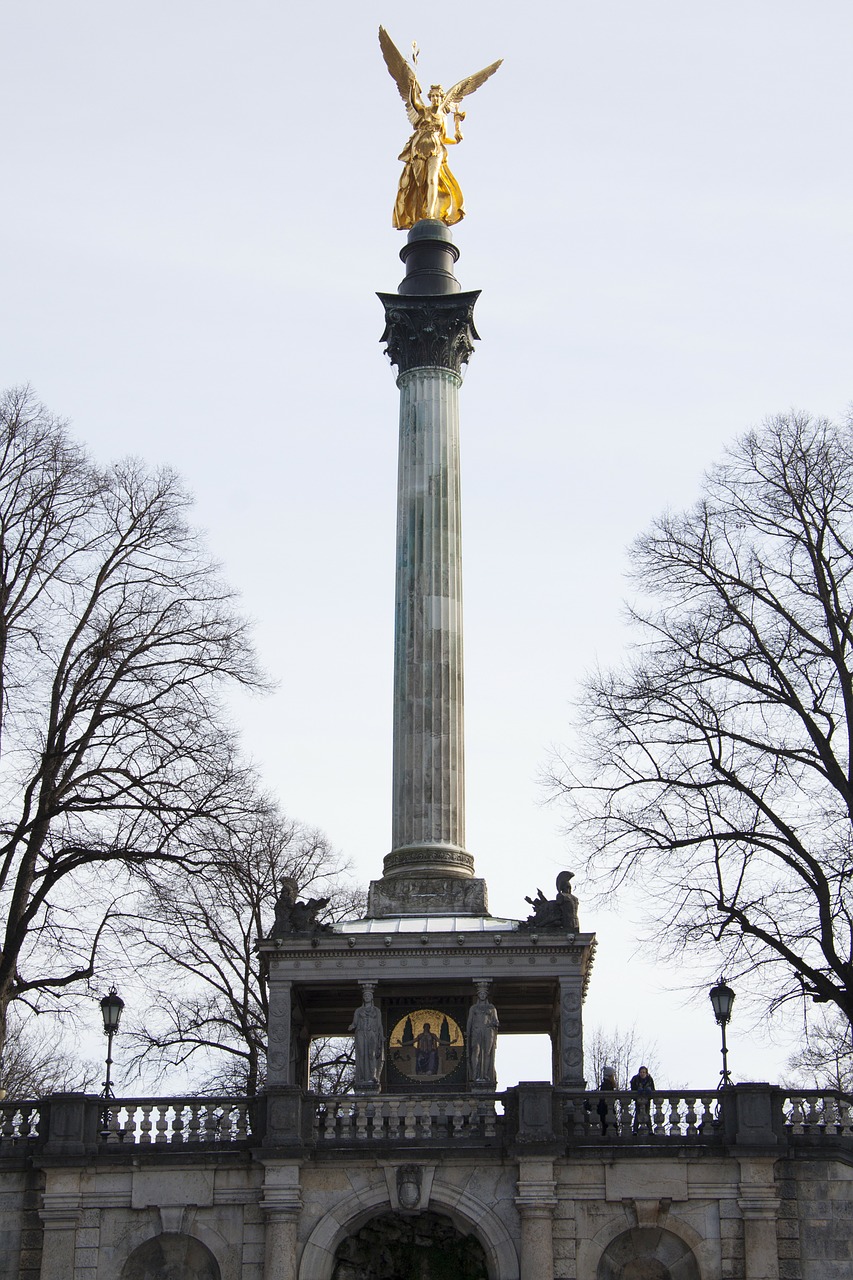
[391,362,466,867]
[370,219,488,917]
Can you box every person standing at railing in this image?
[630,1065,656,1132]
[598,1066,619,1134]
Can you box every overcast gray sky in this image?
[3,1,851,1088]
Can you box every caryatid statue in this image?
[349,983,385,1092]
[466,981,499,1088]
[379,26,502,230]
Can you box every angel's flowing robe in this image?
[393,109,465,229]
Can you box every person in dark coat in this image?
[597,1065,618,1134]
[630,1064,655,1131]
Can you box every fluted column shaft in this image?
[392,366,465,863]
[377,221,480,889]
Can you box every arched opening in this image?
[596,1227,701,1280]
[120,1232,221,1280]
[332,1210,489,1280]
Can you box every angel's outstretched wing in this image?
[379,26,422,125]
[443,59,503,112]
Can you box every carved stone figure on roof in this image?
[518,871,579,932]
[269,877,333,937]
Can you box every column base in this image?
[366,873,488,917]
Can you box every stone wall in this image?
[0,1167,39,1280]
[777,1155,853,1279]
[0,1086,851,1278]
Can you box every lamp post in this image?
[99,986,124,1129]
[709,975,736,1089]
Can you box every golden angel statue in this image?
[379,26,502,230]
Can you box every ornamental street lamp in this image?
[99,986,124,1119]
[709,975,736,1089]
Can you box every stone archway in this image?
[332,1211,489,1280]
[298,1180,518,1280]
[120,1232,221,1280]
[597,1227,701,1280]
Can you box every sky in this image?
[2,1,852,1091]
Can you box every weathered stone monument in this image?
[0,26,851,1280]
[261,216,595,1125]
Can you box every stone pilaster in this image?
[516,1156,557,1280]
[557,976,585,1086]
[738,1157,781,1280]
[260,1163,302,1280]
[265,975,292,1087]
[38,1171,81,1280]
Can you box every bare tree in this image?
[124,803,362,1095]
[585,1023,660,1091]
[552,413,853,1031]
[786,1010,853,1093]
[0,387,264,1057]
[0,1009,98,1098]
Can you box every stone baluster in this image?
[322,1101,337,1141]
[840,1095,853,1137]
[187,1102,202,1142]
[684,1094,699,1136]
[652,1094,666,1136]
[417,1101,432,1139]
[219,1106,233,1142]
[138,1103,153,1144]
[154,1105,168,1143]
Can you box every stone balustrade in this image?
[0,1102,42,1147]
[102,1097,256,1145]
[0,1086,849,1157]
[560,1089,722,1141]
[783,1090,853,1135]
[314,1093,503,1143]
